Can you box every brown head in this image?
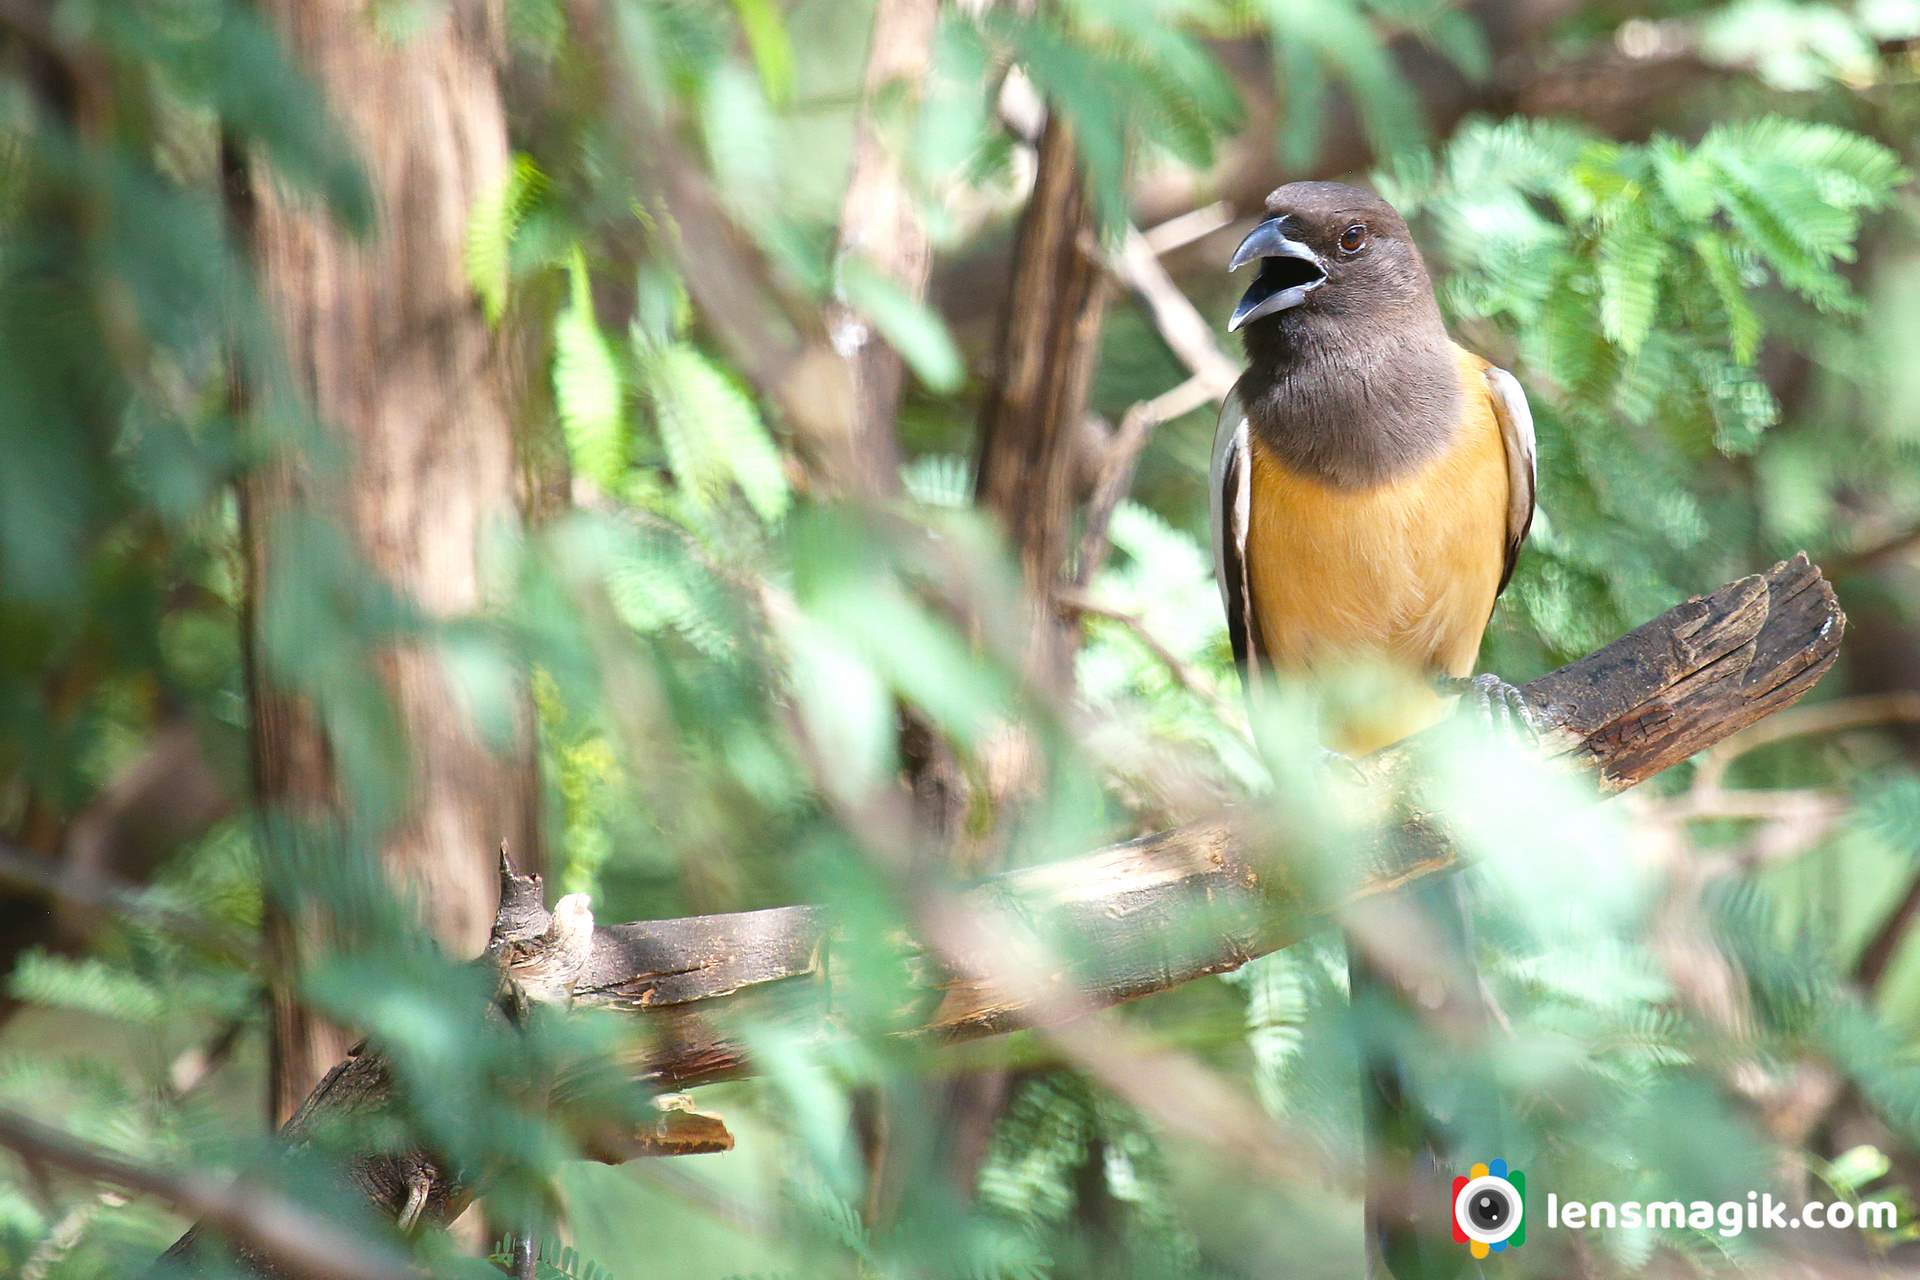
[1226,181,1460,486]
[1228,181,1442,339]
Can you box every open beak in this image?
[1227,217,1326,332]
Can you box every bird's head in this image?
[1227,181,1437,338]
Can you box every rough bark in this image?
[974,115,1111,664]
[238,0,539,1123]
[162,555,1843,1272]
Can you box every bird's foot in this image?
[1318,746,1370,785]
[1442,673,1542,743]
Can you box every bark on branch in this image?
[163,554,1842,1273]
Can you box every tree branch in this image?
[0,1110,413,1280]
[974,109,1111,665]
[162,554,1844,1270]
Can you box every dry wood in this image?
[159,556,1842,1274]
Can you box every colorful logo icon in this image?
[1453,1159,1526,1258]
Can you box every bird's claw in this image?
[1318,746,1370,785]
[1446,673,1541,743]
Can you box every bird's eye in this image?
[1338,223,1368,254]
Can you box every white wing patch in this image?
[1210,388,1261,671]
[1484,365,1537,594]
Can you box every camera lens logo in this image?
[1452,1159,1526,1259]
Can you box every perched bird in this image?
[1210,181,1538,1279]
[1212,180,1537,755]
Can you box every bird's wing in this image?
[1210,387,1263,673]
[1484,365,1537,595]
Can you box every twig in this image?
[21,1189,125,1280]
[1140,202,1234,256]
[0,840,252,958]
[1829,523,1920,577]
[1105,225,1240,393]
[1692,691,1920,793]
[0,1110,414,1280]
[1856,870,1920,993]
[1649,787,1847,826]
[1642,692,1920,883]
[1055,588,1248,735]
[1072,228,1238,586]
[1072,374,1219,588]
[167,1017,250,1099]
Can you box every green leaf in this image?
[837,260,965,394]
[1692,231,1764,363]
[466,155,548,326]
[1823,1144,1892,1196]
[554,249,627,490]
[1594,202,1667,354]
[640,342,790,521]
[8,953,164,1023]
[730,0,795,104]
[1256,0,1423,157]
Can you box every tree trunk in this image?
[974,113,1111,684]
[238,0,539,1124]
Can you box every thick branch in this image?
[580,556,1842,1078]
[163,555,1842,1269]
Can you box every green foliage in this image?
[488,1237,615,1280]
[971,4,1242,231]
[637,341,790,523]
[556,249,629,492]
[838,260,966,394]
[1380,114,1905,656]
[7,953,168,1024]
[468,155,551,326]
[729,0,797,104]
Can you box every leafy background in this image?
[3,0,1920,1277]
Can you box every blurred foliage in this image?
[1381,114,1905,657]
[2,0,1920,1278]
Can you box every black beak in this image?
[1228,217,1326,332]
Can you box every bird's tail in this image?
[1349,873,1485,1280]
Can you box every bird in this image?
[1209,180,1538,1278]
[1212,181,1537,755]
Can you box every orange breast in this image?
[1245,348,1509,752]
